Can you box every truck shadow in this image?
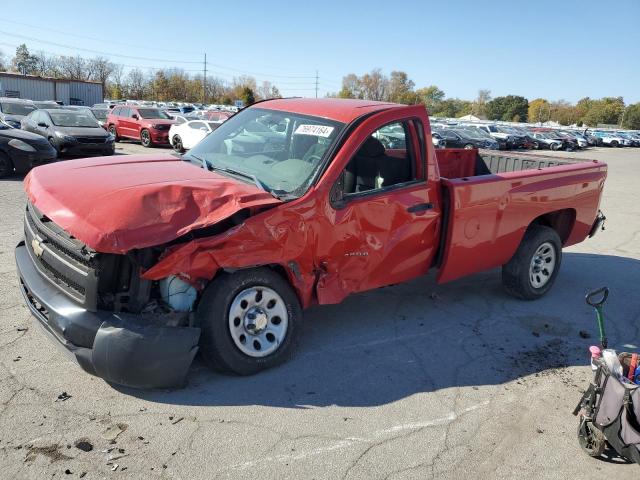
[117,252,640,408]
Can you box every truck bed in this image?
[436,148,593,180]
[435,149,607,284]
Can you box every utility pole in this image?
[203,53,207,105]
[315,70,318,98]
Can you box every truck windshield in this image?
[186,107,344,198]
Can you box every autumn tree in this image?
[415,85,445,112]
[622,103,640,129]
[528,98,550,123]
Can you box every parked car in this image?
[169,120,220,152]
[615,132,640,147]
[33,101,63,109]
[530,131,565,150]
[433,128,496,149]
[21,109,115,157]
[0,98,36,128]
[106,106,175,147]
[0,121,56,177]
[470,124,518,149]
[90,108,109,129]
[15,98,607,388]
[592,131,626,147]
[92,102,119,109]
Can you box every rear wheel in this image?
[502,225,562,300]
[197,268,301,375]
[610,140,618,148]
[172,135,184,153]
[0,151,13,177]
[550,142,560,151]
[140,129,153,148]
[463,143,474,150]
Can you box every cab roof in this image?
[256,98,407,124]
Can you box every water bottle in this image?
[589,345,601,371]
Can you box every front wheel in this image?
[197,268,301,375]
[0,151,13,177]
[610,140,618,148]
[172,135,184,153]
[140,129,153,148]
[463,144,474,150]
[502,225,562,300]
[108,125,119,142]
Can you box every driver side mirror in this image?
[38,122,48,128]
[132,114,139,120]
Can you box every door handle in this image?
[407,203,434,213]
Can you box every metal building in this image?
[0,72,103,106]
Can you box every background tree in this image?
[528,98,550,123]
[485,95,529,122]
[415,85,445,112]
[549,100,579,125]
[240,86,255,105]
[387,71,416,104]
[337,73,361,99]
[582,97,625,126]
[622,103,640,130]
[471,89,491,118]
[359,69,388,101]
[12,44,36,75]
[431,98,472,118]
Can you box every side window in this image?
[129,108,138,118]
[112,107,121,116]
[175,116,186,125]
[189,121,205,129]
[340,121,418,196]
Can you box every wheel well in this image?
[530,209,576,244]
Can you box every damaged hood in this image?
[24,154,282,253]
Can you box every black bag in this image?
[592,365,640,464]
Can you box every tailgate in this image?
[436,162,606,284]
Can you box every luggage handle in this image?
[586,287,609,308]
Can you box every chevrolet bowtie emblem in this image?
[31,238,44,257]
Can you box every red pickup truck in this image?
[15,98,606,388]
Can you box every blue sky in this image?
[1,0,638,103]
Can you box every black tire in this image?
[578,419,606,457]
[140,129,152,148]
[610,140,618,148]
[550,142,560,151]
[502,225,562,300]
[172,135,184,153]
[532,141,540,150]
[108,125,119,142]
[463,144,474,150]
[197,267,301,375]
[0,151,13,177]
[48,137,60,155]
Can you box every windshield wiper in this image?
[217,167,281,198]
[186,153,209,170]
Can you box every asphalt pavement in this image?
[0,146,639,479]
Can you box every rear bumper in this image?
[15,243,200,389]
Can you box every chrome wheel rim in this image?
[228,287,288,358]
[141,131,150,145]
[173,136,182,152]
[529,242,556,288]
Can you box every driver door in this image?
[315,115,441,304]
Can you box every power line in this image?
[0,30,202,64]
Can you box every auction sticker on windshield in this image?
[295,124,335,137]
